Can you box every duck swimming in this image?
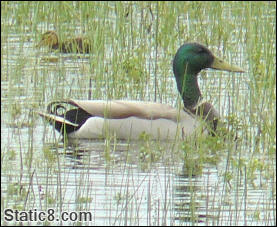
[37,31,92,54]
[39,43,244,140]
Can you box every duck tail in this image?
[38,100,79,134]
[38,111,78,127]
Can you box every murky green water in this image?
[1,2,276,226]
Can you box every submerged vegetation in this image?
[1,1,276,226]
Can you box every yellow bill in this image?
[211,55,245,73]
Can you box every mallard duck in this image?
[37,31,92,53]
[39,43,244,140]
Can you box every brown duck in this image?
[37,31,92,53]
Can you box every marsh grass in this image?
[1,1,276,226]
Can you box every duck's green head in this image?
[173,43,244,108]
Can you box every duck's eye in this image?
[197,48,206,54]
